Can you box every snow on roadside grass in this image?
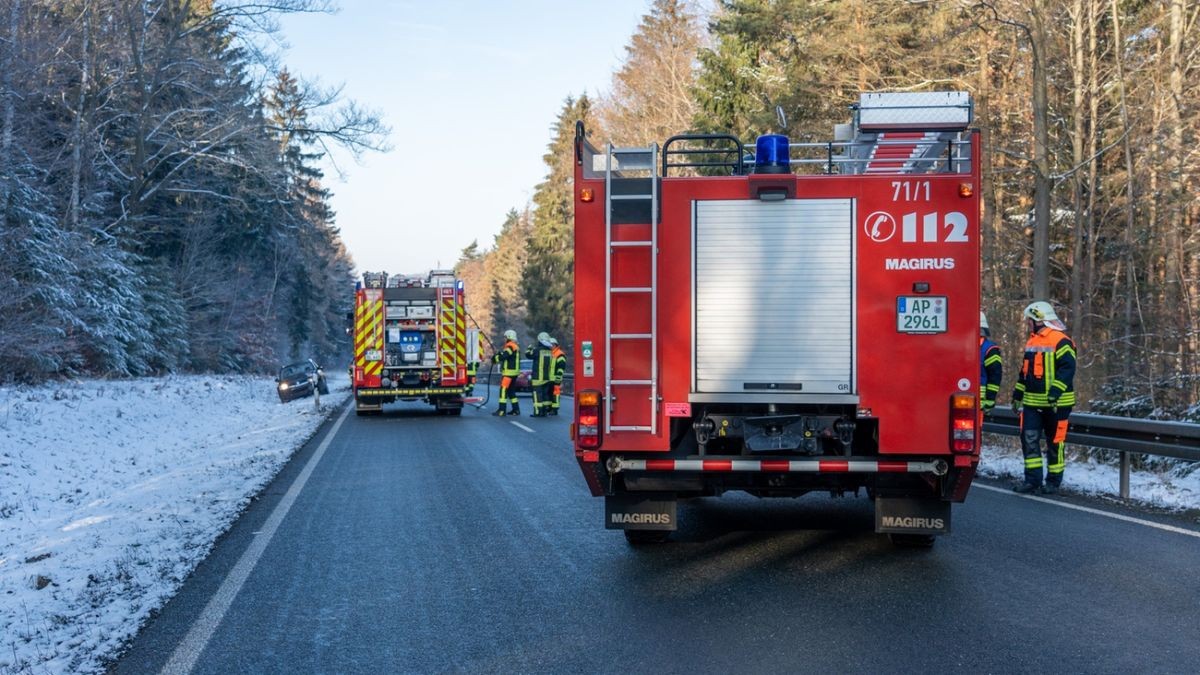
[0,374,349,674]
[980,436,1200,513]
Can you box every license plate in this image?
[896,296,947,334]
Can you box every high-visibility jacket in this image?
[1013,327,1076,407]
[526,344,554,384]
[551,346,566,384]
[980,336,1002,408]
[494,339,520,376]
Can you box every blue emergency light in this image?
[754,134,791,174]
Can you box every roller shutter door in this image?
[694,199,855,395]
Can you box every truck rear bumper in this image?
[607,456,948,476]
[356,386,467,397]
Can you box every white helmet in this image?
[1023,301,1065,330]
[537,331,551,346]
[503,329,517,341]
[549,337,558,346]
[980,311,990,333]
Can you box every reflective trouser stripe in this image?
[532,380,545,409]
[1048,419,1068,474]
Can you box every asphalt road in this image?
[116,387,1200,674]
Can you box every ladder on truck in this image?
[605,143,658,434]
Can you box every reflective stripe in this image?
[440,297,457,380]
[1048,433,1066,473]
[354,290,384,371]
[1025,457,1044,468]
[612,458,946,475]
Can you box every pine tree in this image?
[524,96,591,348]
[265,68,353,364]
[487,208,533,340]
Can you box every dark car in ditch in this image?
[276,359,329,403]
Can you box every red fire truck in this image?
[351,270,474,416]
[571,92,981,546]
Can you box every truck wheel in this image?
[888,533,936,548]
[624,530,670,545]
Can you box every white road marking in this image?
[510,421,535,433]
[160,403,353,674]
[974,483,1200,540]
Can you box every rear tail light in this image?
[950,393,976,453]
[577,389,603,450]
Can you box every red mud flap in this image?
[875,497,951,535]
[463,396,485,404]
[605,495,676,531]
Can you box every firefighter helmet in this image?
[980,311,990,334]
[548,337,558,346]
[1023,301,1058,322]
[537,331,551,346]
[504,329,517,341]
[1023,301,1066,330]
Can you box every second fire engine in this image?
[351,270,478,416]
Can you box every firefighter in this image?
[492,329,521,416]
[980,311,1002,414]
[549,337,566,415]
[526,332,554,417]
[1010,301,1077,494]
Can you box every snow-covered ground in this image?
[0,374,349,674]
[980,438,1200,513]
[1,379,1196,674]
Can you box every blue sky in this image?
[277,0,655,275]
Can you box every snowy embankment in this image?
[980,439,1200,513]
[0,374,349,674]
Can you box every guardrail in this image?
[983,408,1200,499]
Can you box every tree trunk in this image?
[1082,0,1100,353]
[1110,0,1139,379]
[1069,0,1086,330]
[978,30,997,302]
[0,0,19,213]
[1164,0,1187,400]
[68,3,91,231]
[1030,0,1052,300]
